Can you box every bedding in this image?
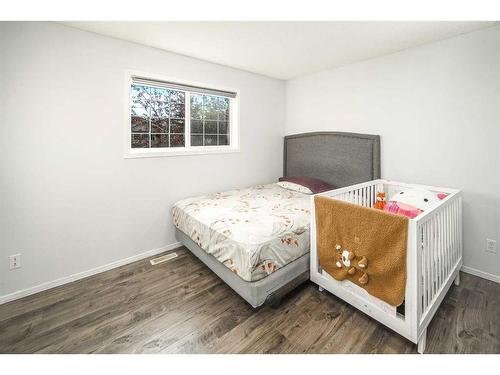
[277,181,313,194]
[172,183,311,282]
[278,176,333,194]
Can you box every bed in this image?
[173,131,381,307]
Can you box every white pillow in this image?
[277,181,313,194]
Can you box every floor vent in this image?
[150,252,178,265]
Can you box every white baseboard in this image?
[0,242,182,305]
[461,265,500,284]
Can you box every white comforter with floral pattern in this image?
[172,184,311,282]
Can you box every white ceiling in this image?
[62,21,496,80]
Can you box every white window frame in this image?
[124,70,240,158]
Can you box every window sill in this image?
[124,146,240,159]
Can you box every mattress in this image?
[172,183,311,282]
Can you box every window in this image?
[130,85,186,148]
[190,94,230,147]
[126,74,238,158]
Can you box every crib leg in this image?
[454,272,460,286]
[417,329,427,354]
[318,286,324,292]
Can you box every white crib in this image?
[310,179,462,353]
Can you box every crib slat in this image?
[429,216,439,303]
[448,203,455,273]
[427,219,432,303]
[432,216,436,295]
[436,215,440,291]
[444,208,448,282]
[435,215,439,292]
[444,206,449,276]
[447,204,452,273]
[429,220,434,305]
[455,201,458,262]
[423,223,428,310]
[418,225,422,318]
[454,200,458,264]
[459,198,463,263]
[450,202,453,266]
[439,211,444,288]
[458,200,461,260]
[427,221,432,306]
[426,221,430,308]
[429,220,433,306]
[452,201,456,265]
[438,213,443,292]
[438,214,442,293]
[445,208,449,281]
[449,203,453,270]
[444,203,452,284]
[428,221,432,308]
[458,200,461,262]
[438,213,443,293]
[440,207,448,280]
[444,207,448,280]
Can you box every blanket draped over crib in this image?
[315,196,409,306]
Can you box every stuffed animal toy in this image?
[384,188,444,218]
[334,244,369,284]
[373,192,386,210]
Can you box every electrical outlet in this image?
[486,239,497,254]
[9,254,21,270]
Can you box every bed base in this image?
[175,228,310,308]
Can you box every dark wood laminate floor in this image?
[0,247,498,354]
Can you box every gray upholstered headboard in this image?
[283,132,381,188]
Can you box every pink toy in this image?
[384,188,446,218]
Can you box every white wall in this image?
[286,26,500,278]
[0,22,285,298]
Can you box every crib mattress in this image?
[172,183,311,282]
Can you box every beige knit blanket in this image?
[315,195,409,306]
